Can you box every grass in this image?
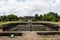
[36,21,60,26]
[0,21,60,26]
[15,26,30,31]
[15,26,46,31]
[0,21,24,25]
[43,38,49,40]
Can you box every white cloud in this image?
[0,0,60,16]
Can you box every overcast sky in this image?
[0,0,60,16]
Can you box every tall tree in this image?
[35,14,39,21]
[39,15,42,21]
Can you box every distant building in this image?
[19,17,26,21]
[19,16,34,21]
[24,16,34,21]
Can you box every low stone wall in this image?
[0,31,23,36]
[3,23,20,31]
[2,22,59,31]
[37,31,60,35]
[0,25,3,32]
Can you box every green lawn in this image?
[0,21,60,26]
[0,21,23,25]
[34,21,60,26]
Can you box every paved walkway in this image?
[0,31,41,40]
[0,31,60,40]
[22,31,40,40]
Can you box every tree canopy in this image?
[34,12,59,22]
[0,14,19,22]
[0,12,60,22]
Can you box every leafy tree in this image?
[0,14,19,22]
[35,14,39,21]
[38,12,58,21]
[44,12,58,21]
[47,12,58,18]
[49,15,57,21]
[39,15,42,21]
[7,14,18,21]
